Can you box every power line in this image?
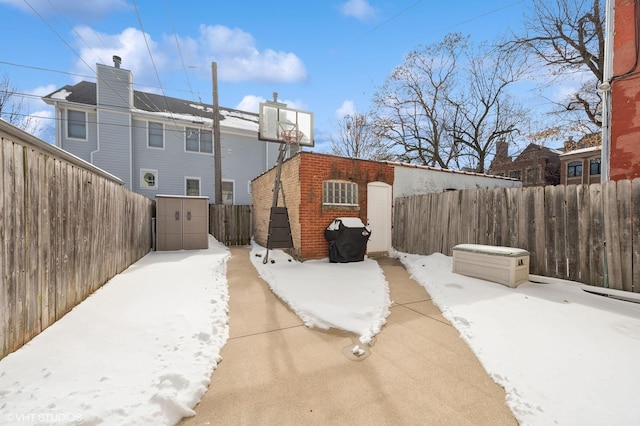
[164,0,197,103]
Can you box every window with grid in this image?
[148,122,164,148]
[526,167,540,183]
[509,170,521,180]
[67,110,87,139]
[185,127,213,153]
[186,178,200,196]
[323,181,358,206]
[590,158,601,176]
[568,161,582,177]
[222,181,234,205]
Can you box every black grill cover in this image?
[324,218,371,263]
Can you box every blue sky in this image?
[1,0,549,151]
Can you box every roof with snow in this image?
[42,81,258,133]
[559,145,601,156]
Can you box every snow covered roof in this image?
[386,160,519,181]
[43,81,258,133]
[559,145,601,156]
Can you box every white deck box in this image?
[452,244,529,288]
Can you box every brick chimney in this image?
[495,139,510,160]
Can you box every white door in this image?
[367,181,392,254]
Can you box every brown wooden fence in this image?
[393,179,640,292]
[209,204,252,246]
[1,122,154,360]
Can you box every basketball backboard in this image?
[259,102,314,147]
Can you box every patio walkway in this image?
[180,247,516,425]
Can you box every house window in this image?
[67,110,87,139]
[323,181,358,206]
[185,127,213,153]
[140,169,158,190]
[186,178,200,196]
[568,161,582,177]
[526,167,540,183]
[222,181,234,205]
[509,170,521,180]
[148,122,164,148]
[590,158,601,176]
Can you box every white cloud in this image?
[340,0,377,21]
[336,100,356,118]
[69,24,307,87]
[71,26,168,88]
[0,0,129,21]
[235,95,306,113]
[175,24,308,84]
[235,95,264,113]
[21,84,56,142]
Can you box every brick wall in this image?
[298,152,393,259]
[610,0,640,180]
[251,154,301,255]
[252,152,394,260]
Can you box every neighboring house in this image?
[559,133,602,185]
[609,0,640,180]
[488,140,562,187]
[42,57,287,204]
[252,151,521,261]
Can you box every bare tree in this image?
[448,44,528,173]
[330,112,394,160]
[372,33,527,172]
[503,0,605,129]
[0,73,39,133]
[372,33,465,168]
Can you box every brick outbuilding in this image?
[252,152,394,260]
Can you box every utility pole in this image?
[212,62,222,205]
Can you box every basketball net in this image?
[279,126,304,145]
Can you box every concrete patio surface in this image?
[180,247,516,425]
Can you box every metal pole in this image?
[212,62,222,205]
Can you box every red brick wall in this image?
[252,151,394,260]
[610,0,640,180]
[297,152,394,259]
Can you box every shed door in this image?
[157,197,183,251]
[367,182,392,255]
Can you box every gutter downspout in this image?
[600,0,614,183]
[600,0,615,288]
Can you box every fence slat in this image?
[633,180,640,292]
[617,180,633,291]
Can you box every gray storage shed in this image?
[156,195,209,250]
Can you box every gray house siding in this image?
[133,119,214,198]
[96,64,132,110]
[221,132,270,204]
[94,110,132,188]
[43,60,297,205]
[57,107,98,162]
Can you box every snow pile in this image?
[395,250,640,426]
[250,243,390,344]
[0,237,230,426]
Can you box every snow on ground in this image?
[2,236,640,426]
[249,243,390,344]
[0,236,230,426]
[395,250,640,426]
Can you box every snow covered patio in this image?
[1,236,640,425]
[179,246,515,425]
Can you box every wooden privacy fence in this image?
[209,204,252,246]
[1,122,154,360]
[393,179,640,292]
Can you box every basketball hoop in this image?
[280,128,304,144]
